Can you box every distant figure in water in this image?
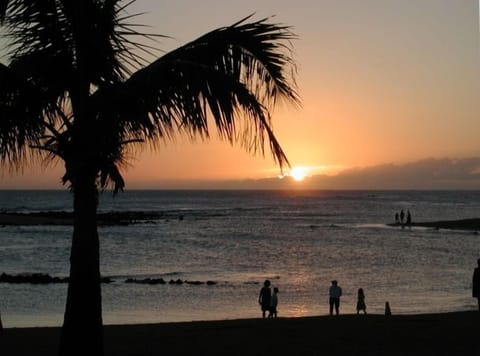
[473,259,480,311]
[329,280,342,316]
[259,280,272,318]
[356,288,367,314]
[400,210,405,224]
[395,212,400,225]
[269,287,279,318]
[406,210,412,226]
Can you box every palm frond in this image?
[2,0,158,86]
[0,62,48,168]
[1,1,299,184]
[97,16,299,169]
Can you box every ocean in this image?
[0,190,479,327]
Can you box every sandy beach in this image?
[1,311,479,355]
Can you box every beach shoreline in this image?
[1,311,479,355]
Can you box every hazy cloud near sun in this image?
[220,157,480,190]
[319,158,480,190]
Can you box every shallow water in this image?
[0,190,479,327]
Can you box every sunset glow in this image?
[0,1,478,189]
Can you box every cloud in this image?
[321,157,480,189]
[218,157,480,190]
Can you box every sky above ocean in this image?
[0,0,478,189]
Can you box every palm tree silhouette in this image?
[0,1,299,355]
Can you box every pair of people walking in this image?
[329,280,366,315]
[258,280,279,318]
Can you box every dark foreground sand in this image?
[1,311,479,355]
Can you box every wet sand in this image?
[1,311,479,355]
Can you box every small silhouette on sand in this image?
[329,280,342,316]
[258,280,272,318]
[356,288,367,314]
[385,301,392,316]
[269,287,279,318]
[473,259,480,311]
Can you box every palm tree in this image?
[0,1,299,355]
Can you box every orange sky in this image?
[1,0,479,189]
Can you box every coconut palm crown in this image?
[0,1,299,355]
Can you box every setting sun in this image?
[290,166,309,181]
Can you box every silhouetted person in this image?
[395,212,400,225]
[356,288,367,314]
[329,280,342,316]
[406,210,412,226]
[269,287,279,318]
[259,280,271,318]
[400,210,405,224]
[385,301,392,316]
[473,259,480,311]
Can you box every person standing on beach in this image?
[473,259,480,310]
[400,210,405,224]
[406,210,412,226]
[259,280,272,318]
[329,280,342,316]
[356,288,367,314]
[269,287,279,318]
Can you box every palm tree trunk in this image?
[59,175,103,356]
